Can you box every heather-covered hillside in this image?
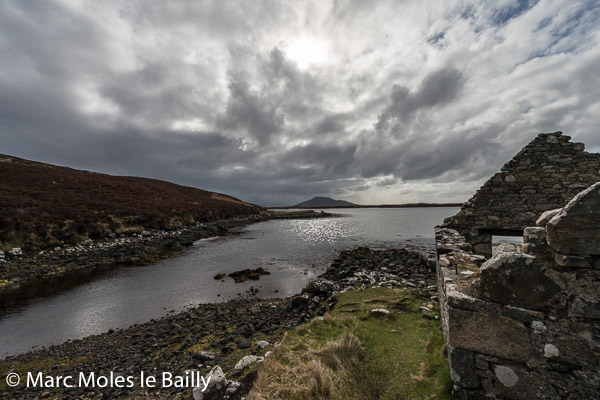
[0,154,263,249]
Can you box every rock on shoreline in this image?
[214,267,271,283]
[1,244,437,399]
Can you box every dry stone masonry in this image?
[443,132,600,256]
[436,133,599,399]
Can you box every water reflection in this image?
[0,207,458,357]
[287,217,356,244]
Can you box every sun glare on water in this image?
[285,36,329,69]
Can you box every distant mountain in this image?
[0,154,263,249]
[293,196,358,208]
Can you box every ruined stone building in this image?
[436,132,600,399]
[443,132,600,256]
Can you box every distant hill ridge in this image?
[293,196,358,207]
[0,154,262,249]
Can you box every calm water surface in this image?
[0,207,458,357]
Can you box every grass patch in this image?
[248,287,452,400]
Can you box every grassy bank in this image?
[249,287,452,400]
[0,154,263,251]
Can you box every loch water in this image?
[0,207,459,357]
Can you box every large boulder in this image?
[479,253,560,311]
[546,182,600,255]
[304,279,336,295]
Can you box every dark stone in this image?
[238,338,251,349]
[449,348,480,389]
[243,323,255,338]
[581,300,600,319]
[291,295,310,308]
[304,279,336,295]
[448,308,531,362]
[546,182,600,255]
[220,335,234,345]
[227,267,270,283]
[479,253,561,311]
[554,253,591,268]
[548,361,572,373]
[483,363,560,399]
[451,385,485,400]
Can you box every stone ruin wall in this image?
[443,131,600,256]
[436,132,600,399]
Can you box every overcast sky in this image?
[1,0,599,206]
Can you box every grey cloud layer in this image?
[1,0,599,206]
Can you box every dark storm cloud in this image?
[281,143,357,179]
[216,47,330,146]
[355,66,476,181]
[1,0,599,205]
[313,114,350,135]
[374,67,464,132]
[218,77,285,145]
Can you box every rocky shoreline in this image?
[0,244,438,400]
[0,210,336,311]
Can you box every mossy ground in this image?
[248,287,452,400]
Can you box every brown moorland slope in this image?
[0,154,263,249]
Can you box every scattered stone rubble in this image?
[437,179,600,397]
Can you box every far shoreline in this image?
[268,203,463,209]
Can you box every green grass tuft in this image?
[249,287,452,400]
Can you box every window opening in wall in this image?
[492,235,524,255]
